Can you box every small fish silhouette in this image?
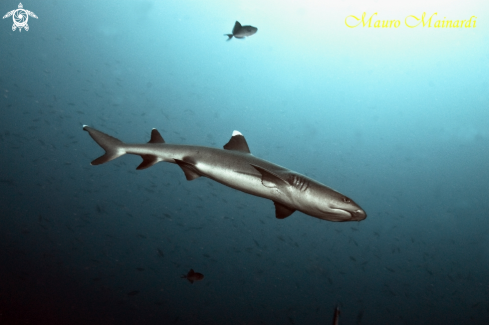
[224,21,257,40]
[181,269,204,284]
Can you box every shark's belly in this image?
[192,150,285,201]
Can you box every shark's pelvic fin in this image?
[174,158,201,181]
[149,129,165,144]
[250,164,289,188]
[274,201,296,219]
[223,130,251,153]
[83,125,126,165]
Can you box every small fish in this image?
[224,21,257,40]
[181,269,204,284]
[332,306,340,325]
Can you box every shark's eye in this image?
[342,197,351,203]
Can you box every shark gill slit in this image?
[292,175,309,192]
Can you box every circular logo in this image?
[14,10,28,27]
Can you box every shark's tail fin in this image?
[83,125,126,165]
[224,34,233,41]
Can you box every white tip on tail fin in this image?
[83,126,126,165]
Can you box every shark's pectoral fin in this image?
[137,155,159,170]
[274,201,296,219]
[250,164,289,188]
[148,129,165,144]
[223,130,251,153]
[174,158,201,181]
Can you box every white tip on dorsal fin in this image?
[223,130,251,153]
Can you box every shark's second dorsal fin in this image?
[149,129,165,144]
[250,164,289,188]
[273,201,296,219]
[223,130,250,153]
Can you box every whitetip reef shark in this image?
[83,126,366,222]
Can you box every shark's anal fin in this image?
[149,129,165,144]
[174,158,201,181]
[223,130,251,153]
[250,164,289,188]
[273,201,296,219]
[136,155,159,170]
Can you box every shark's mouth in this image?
[332,208,353,216]
[326,208,366,221]
[323,208,354,221]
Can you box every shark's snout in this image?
[351,209,367,221]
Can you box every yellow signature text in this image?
[345,12,477,28]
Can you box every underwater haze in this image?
[1,0,489,324]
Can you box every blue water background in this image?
[1,1,488,324]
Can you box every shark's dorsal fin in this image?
[233,21,242,34]
[223,130,250,153]
[174,158,201,181]
[273,201,296,219]
[136,154,159,170]
[250,164,289,188]
[149,129,165,144]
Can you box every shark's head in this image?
[305,182,367,222]
[321,193,367,222]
